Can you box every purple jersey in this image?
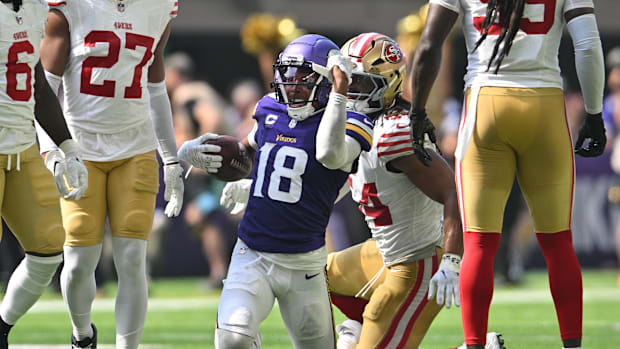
[238,94,373,253]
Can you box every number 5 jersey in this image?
[46,0,178,161]
[238,94,373,255]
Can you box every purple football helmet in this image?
[272,34,340,120]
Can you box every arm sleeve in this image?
[35,121,59,153]
[564,0,594,12]
[148,81,178,164]
[316,93,368,171]
[566,13,604,114]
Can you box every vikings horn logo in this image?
[384,43,403,64]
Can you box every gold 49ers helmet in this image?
[341,33,406,117]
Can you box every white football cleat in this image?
[336,319,362,349]
[455,332,506,349]
[485,332,506,349]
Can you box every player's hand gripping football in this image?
[163,163,184,217]
[428,253,461,308]
[219,179,252,214]
[44,139,88,200]
[574,112,607,157]
[178,133,223,173]
[409,108,438,166]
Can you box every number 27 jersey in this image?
[47,0,177,134]
[238,94,373,254]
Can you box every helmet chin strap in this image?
[287,103,317,121]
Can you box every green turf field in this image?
[5,270,620,348]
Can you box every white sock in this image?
[61,244,102,340]
[112,237,148,349]
[0,254,62,324]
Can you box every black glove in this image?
[574,113,606,157]
[409,107,439,166]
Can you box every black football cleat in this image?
[71,323,97,349]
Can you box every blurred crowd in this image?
[1,7,620,293]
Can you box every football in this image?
[203,135,252,182]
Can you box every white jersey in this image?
[430,0,594,88]
[349,112,443,267]
[48,0,178,161]
[0,0,48,154]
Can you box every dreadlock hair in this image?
[472,0,526,74]
[1,0,22,12]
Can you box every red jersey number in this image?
[359,183,393,227]
[473,0,556,35]
[6,41,35,102]
[80,30,154,98]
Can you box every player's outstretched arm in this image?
[388,149,463,307]
[409,4,458,166]
[566,8,606,157]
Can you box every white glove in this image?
[45,139,88,200]
[163,163,184,217]
[428,253,461,308]
[178,133,223,173]
[326,52,354,84]
[219,179,252,214]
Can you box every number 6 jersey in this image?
[238,94,373,255]
[47,0,178,160]
[0,0,48,154]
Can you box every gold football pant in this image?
[0,145,64,254]
[61,151,159,246]
[457,87,573,233]
[327,240,442,348]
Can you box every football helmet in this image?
[341,33,406,117]
[272,34,340,121]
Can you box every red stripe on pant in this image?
[536,230,582,341]
[460,232,501,345]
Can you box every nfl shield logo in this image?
[15,16,23,25]
[117,1,126,12]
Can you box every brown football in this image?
[203,135,252,182]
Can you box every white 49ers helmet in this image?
[341,33,406,117]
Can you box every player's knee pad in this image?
[215,328,255,349]
[63,211,98,239]
[118,209,153,236]
[22,253,63,292]
[363,283,395,322]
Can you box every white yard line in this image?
[26,287,620,314]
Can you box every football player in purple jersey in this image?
[179,34,375,348]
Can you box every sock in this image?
[536,231,583,341]
[112,237,148,349]
[329,293,368,323]
[0,316,13,344]
[0,254,62,324]
[460,232,501,345]
[61,244,102,340]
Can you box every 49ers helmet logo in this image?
[384,43,403,64]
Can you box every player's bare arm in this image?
[409,4,458,166]
[388,150,463,257]
[147,23,171,83]
[39,9,70,76]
